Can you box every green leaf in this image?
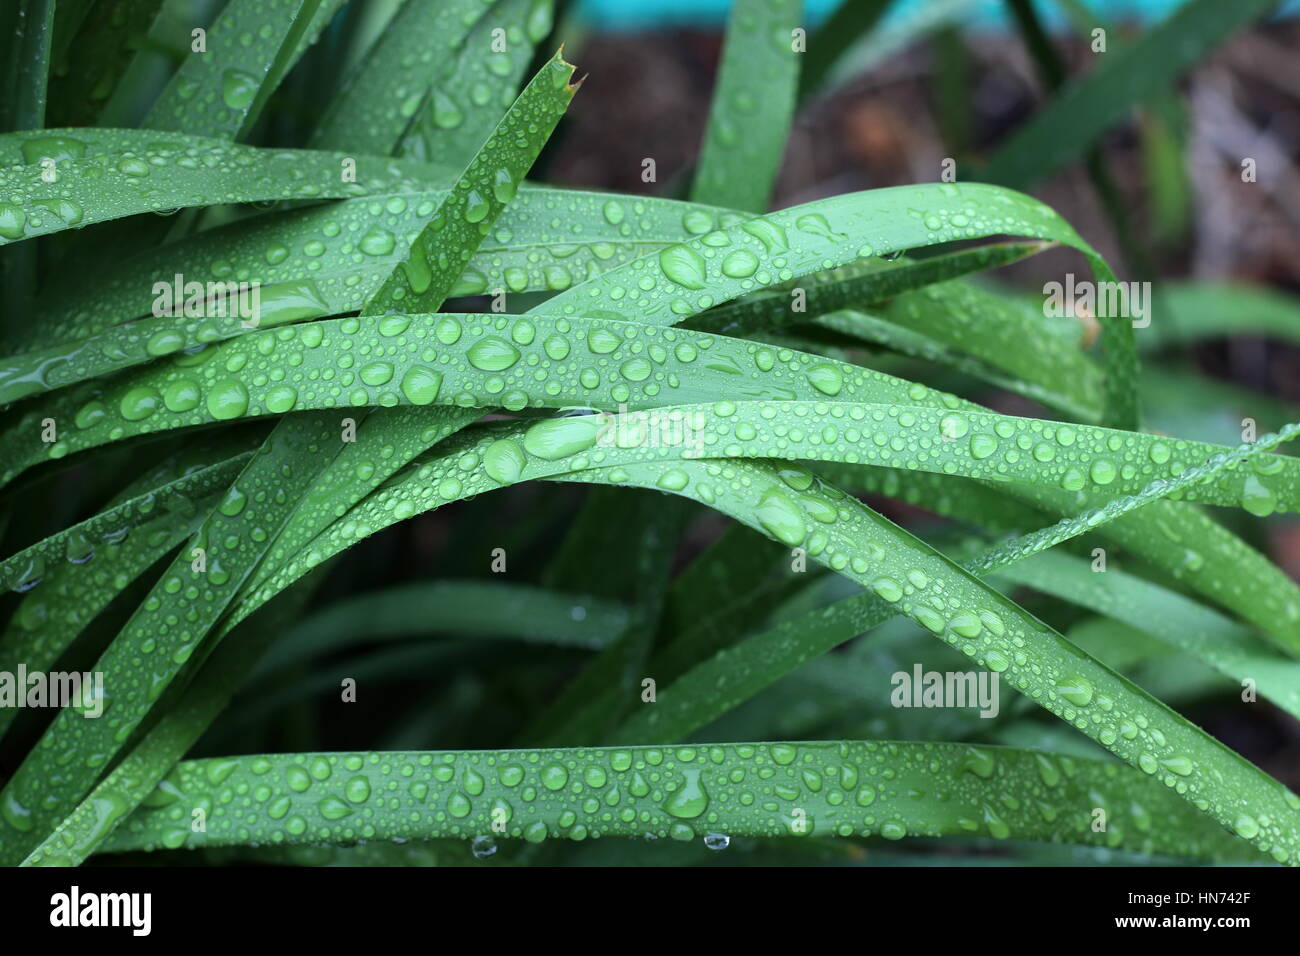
[45,0,166,128]
[546,183,1108,325]
[397,0,556,167]
[832,278,1104,421]
[691,0,802,213]
[688,240,1050,337]
[0,0,55,133]
[14,187,728,362]
[0,309,936,482]
[9,326,1292,513]
[843,458,1300,656]
[0,498,208,742]
[813,308,1099,420]
[310,0,493,153]
[241,407,481,602]
[253,579,628,678]
[797,0,892,100]
[0,128,448,246]
[142,0,323,140]
[0,436,253,595]
[102,742,1261,861]
[1153,282,1300,351]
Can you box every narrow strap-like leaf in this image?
[397,0,556,167]
[982,0,1281,188]
[359,49,579,317]
[142,0,324,140]
[310,0,493,153]
[0,0,55,133]
[101,742,1261,863]
[691,0,802,213]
